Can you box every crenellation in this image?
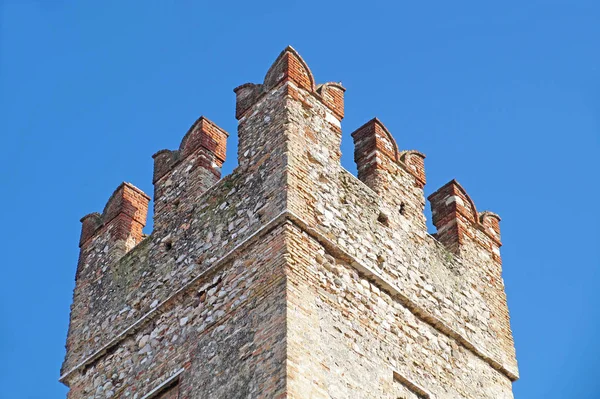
[233,83,263,120]
[352,118,399,172]
[62,46,518,398]
[78,182,150,251]
[152,149,179,184]
[152,116,228,230]
[298,165,517,378]
[263,46,315,93]
[351,118,428,231]
[429,179,479,253]
[79,212,103,248]
[479,210,502,244]
[399,149,426,188]
[179,117,228,161]
[428,179,503,262]
[315,82,346,119]
[428,179,516,374]
[65,182,150,375]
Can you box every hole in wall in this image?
[399,202,406,216]
[164,240,173,251]
[377,254,385,268]
[378,212,389,226]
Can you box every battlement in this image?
[62,46,518,399]
[351,118,426,188]
[152,116,229,230]
[79,182,149,250]
[234,46,345,121]
[152,116,228,184]
[429,179,502,262]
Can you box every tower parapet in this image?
[64,182,149,374]
[152,116,228,230]
[351,118,427,230]
[429,179,502,262]
[234,46,345,171]
[62,46,518,399]
[78,182,149,255]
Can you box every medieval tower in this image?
[61,47,519,398]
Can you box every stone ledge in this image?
[59,211,290,385]
[393,370,433,399]
[140,368,185,399]
[286,211,519,382]
[60,210,519,385]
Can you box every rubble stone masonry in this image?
[62,46,518,398]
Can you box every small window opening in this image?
[142,370,183,399]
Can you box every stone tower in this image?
[61,47,519,399]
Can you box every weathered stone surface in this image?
[62,46,518,398]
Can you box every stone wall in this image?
[280,62,517,378]
[286,223,514,399]
[62,46,518,398]
[62,67,292,377]
[65,224,288,399]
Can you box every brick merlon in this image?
[428,179,502,253]
[233,46,345,120]
[152,116,229,183]
[79,182,150,248]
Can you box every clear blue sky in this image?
[1,1,598,398]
